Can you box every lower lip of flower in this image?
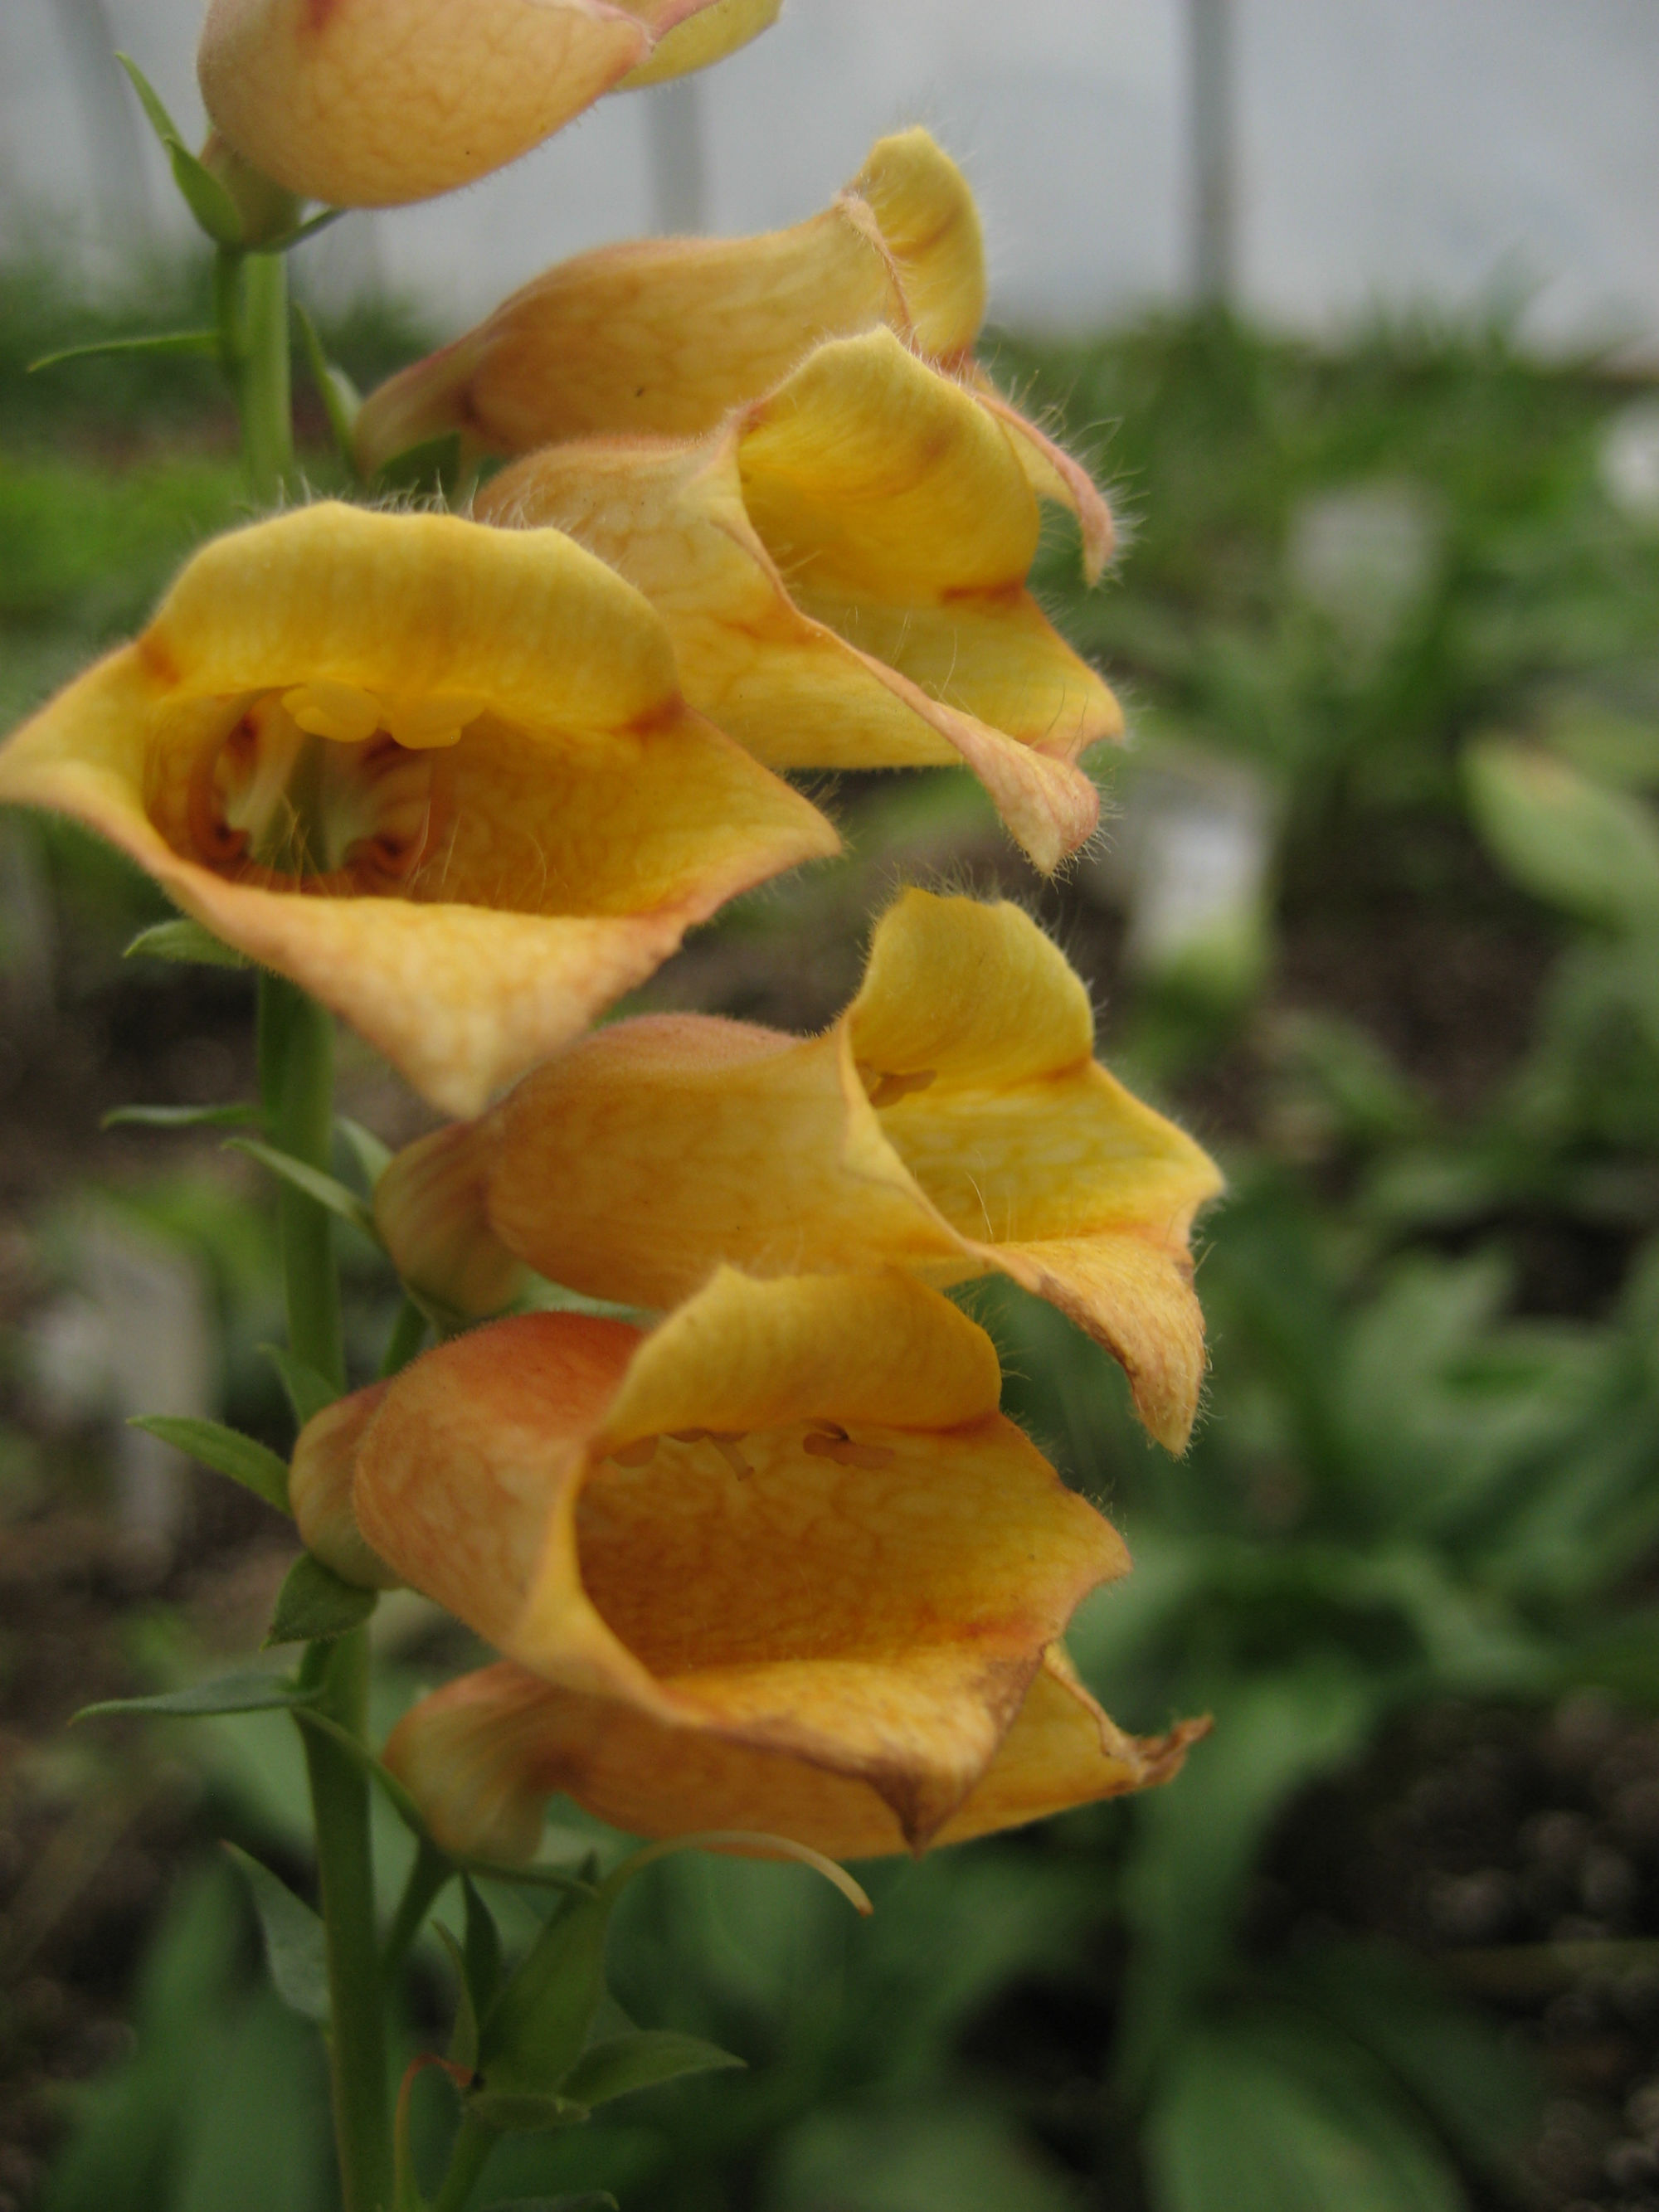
[175,685,479,895]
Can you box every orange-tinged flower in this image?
[0,502,835,1115]
[377,890,1223,1451]
[198,0,779,209]
[357,129,985,467]
[316,1266,1204,1859]
[477,331,1118,870]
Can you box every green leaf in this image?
[337,1114,392,1193]
[224,1845,330,2024]
[264,1553,377,1646]
[114,55,243,244]
[129,1415,290,1515]
[227,1137,379,1243]
[1146,2009,1466,2212]
[124,917,250,969]
[294,303,362,472]
[464,1877,504,2021]
[77,1667,314,1723]
[479,1891,613,2098]
[464,2091,588,2136]
[434,1923,481,2075]
[292,1707,429,1837]
[561,2030,743,2109]
[1467,738,1659,934]
[104,1102,261,1131]
[1279,1942,1537,2180]
[260,1344,338,1428]
[30,330,221,374]
[275,206,347,252]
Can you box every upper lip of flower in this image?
[476,328,1119,872]
[0,500,837,1115]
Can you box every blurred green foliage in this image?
[12,275,1659,2211]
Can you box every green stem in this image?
[301,1631,393,2212]
[259,973,344,1395]
[215,244,294,506]
[380,1294,430,1379]
[381,1839,452,1987]
[430,2115,496,2212]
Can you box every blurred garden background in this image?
[3,4,1659,2210]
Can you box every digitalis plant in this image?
[7,12,1220,2210]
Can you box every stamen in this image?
[282,682,382,743]
[802,1424,895,1471]
[857,1063,937,1110]
[380,695,486,750]
[665,1427,753,1477]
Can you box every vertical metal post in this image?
[646,75,708,235]
[1190,0,1236,307]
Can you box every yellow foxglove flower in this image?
[354,128,1111,581]
[0,503,835,1115]
[198,0,780,209]
[314,1267,1204,1859]
[377,891,1223,1451]
[477,330,1118,870]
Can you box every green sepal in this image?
[224,1844,330,2024]
[464,2090,589,2136]
[276,207,347,253]
[265,1553,378,1646]
[130,1414,290,1515]
[434,1923,482,2075]
[125,916,250,969]
[261,1344,339,1428]
[115,56,244,245]
[76,1666,314,1723]
[227,1136,380,1243]
[30,330,220,374]
[294,303,363,473]
[560,2030,744,2109]
[477,1891,613,2099]
[464,1878,505,2022]
[104,1102,262,1131]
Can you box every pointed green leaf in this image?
[277,206,347,252]
[129,1416,289,1514]
[434,1922,482,2074]
[77,1667,314,1723]
[1467,739,1659,933]
[260,1344,338,1428]
[294,303,362,471]
[104,1102,261,1131]
[224,1845,330,2023]
[337,1114,392,1193]
[479,1891,613,2096]
[125,917,249,969]
[227,1137,379,1242]
[464,1878,504,2022]
[464,2090,588,2136]
[265,1553,377,1646]
[561,2030,743,2109]
[30,330,221,373]
[114,56,242,243]
[293,1707,429,1838]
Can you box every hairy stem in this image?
[258,973,345,1395]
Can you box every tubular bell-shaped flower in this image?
[478,330,1118,870]
[377,891,1223,1451]
[357,127,1110,576]
[198,0,780,209]
[312,1267,1203,1860]
[0,503,835,1115]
